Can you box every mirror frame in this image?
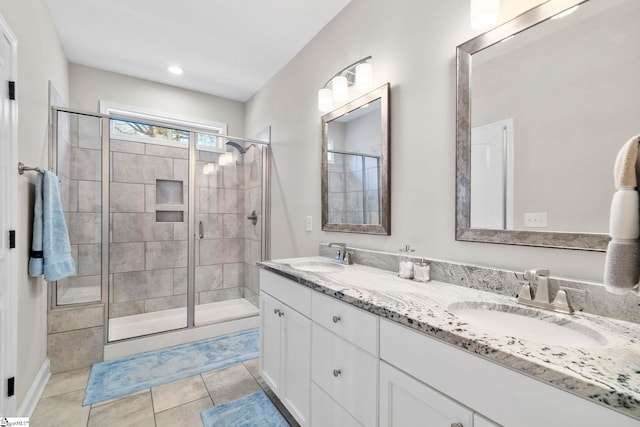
[456,0,609,251]
[321,83,390,235]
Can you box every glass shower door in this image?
[193,134,261,326]
[107,119,189,341]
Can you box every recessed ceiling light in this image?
[551,5,579,20]
[168,66,183,75]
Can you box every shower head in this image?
[225,140,248,154]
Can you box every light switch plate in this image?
[524,212,547,228]
[305,216,312,232]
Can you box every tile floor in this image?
[30,358,299,427]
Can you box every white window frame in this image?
[100,101,228,153]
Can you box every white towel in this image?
[604,135,640,294]
[609,189,639,240]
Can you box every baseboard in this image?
[17,358,50,417]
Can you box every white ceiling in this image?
[46,0,351,102]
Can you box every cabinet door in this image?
[281,302,311,426]
[312,382,363,427]
[380,361,473,427]
[260,291,282,394]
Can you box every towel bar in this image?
[18,162,43,175]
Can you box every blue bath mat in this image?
[83,328,259,405]
[200,390,289,427]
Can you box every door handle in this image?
[199,221,204,239]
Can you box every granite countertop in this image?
[258,256,640,421]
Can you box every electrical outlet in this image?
[305,216,312,232]
[524,212,547,228]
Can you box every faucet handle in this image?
[524,268,549,282]
[551,289,574,314]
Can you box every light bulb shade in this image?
[355,63,373,92]
[332,75,349,102]
[470,0,500,30]
[318,88,334,112]
[203,163,216,175]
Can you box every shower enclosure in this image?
[50,108,270,343]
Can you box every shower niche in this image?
[51,108,270,343]
[155,179,185,222]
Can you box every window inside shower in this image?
[51,108,268,342]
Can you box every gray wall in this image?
[69,64,246,136]
[243,0,612,283]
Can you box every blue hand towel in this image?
[29,171,75,281]
[28,173,44,276]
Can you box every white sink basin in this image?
[448,302,608,348]
[289,261,345,273]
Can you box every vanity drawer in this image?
[311,291,378,355]
[260,269,311,317]
[311,323,378,427]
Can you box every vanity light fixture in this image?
[168,65,184,75]
[318,56,373,112]
[470,0,500,30]
[551,5,579,19]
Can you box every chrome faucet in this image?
[518,269,573,314]
[328,242,353,265]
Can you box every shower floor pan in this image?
[108,298,259,342]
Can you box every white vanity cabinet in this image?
[260,270,312,426]
[311,292,379,427]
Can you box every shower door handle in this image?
[199,221,204,239]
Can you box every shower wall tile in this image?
[244,265,260,294]
[345,192,363,212]
[109,300,144,319]
[328,212,346,223]
[69,113,79,147]
[144,295,187,314]
[66,213,101,244]
[366,190,380,211]
[71,148,101,181]
[199,239,243,265]
[77,244,101,276]
[223,164,243,189]
[173,267,187,295]
[112,269,174,303]
[156,179,184,204]
[61,177,78,213]
[77,115,102,150]
[249,240,261,267]
[68,245,79,277]
[244,289,259,308]
[223,263,244,288]
[244,160,260,189]
[110,242,145,273]
[328,192,345,212]
[48,326,103,374]
[173,221,188,241]
[245,187,261,215]
[222,214,244,239]
[145,144,188,159]
[222,189,243,213]
[198,287,243,305]
[174,159,189,183]
[195,265,223,292]
[328,173,345,192]
[195,214,223,239]
[366,167,380,189]
[112,152,173,184]
[77,180,101,213]
[111,182,145,212]
[145,184,155,213]
[110,139,145,154]
[346,171,364,192]
[56,275,101,305]
[145,241,188,270]
[48,305,103,334]
[111,213,173,243]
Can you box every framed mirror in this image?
[322,83,390,234]
[456,0,638,251]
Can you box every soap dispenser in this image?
[414,258,431,283]
[398,245,415,279]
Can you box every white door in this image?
[0,15,17,416]
[470,119,513,229]
[380,361,473,427]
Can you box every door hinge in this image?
[9,230,15,249]
[7,377,14,397]
[8,81,15,100]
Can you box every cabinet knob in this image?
[273,308,279,315]
[333,369,341,377]
[278,310,284,317]
[451,423,463,427]
[332,315,341,323]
